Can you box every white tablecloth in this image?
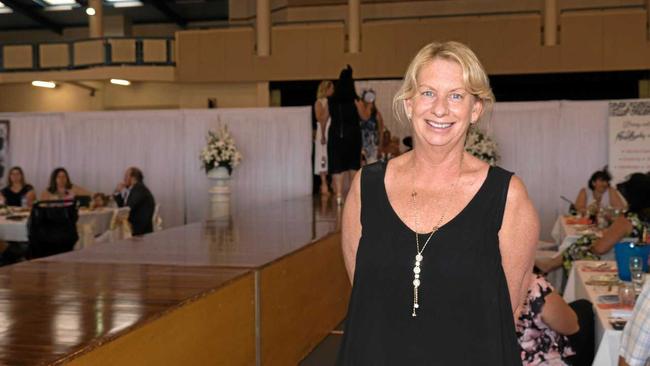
[552,216,586,255]
[0,208,115,246]
[551,216,634,260]
[564,261,648,366]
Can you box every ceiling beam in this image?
[142,0,188,28]
[1,0,63,34]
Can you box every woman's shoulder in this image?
[23,184,34,192]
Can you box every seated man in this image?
[619,283,650,366]
[113,167,156,236]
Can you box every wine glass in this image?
[630,256,645,292]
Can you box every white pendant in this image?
[412,253,423,316]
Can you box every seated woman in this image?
[574,167,627,214]
[538,173,650,273]
[40,167,91,201]
[0,166,36,207]
[517,274,579,365]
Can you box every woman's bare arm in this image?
[341,171,362,283]
[499,176,540,317]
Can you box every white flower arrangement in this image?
[200,124,243,174]
[465,126,500,166]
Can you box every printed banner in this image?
[608,100,650,183]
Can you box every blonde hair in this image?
[392,41,494,125]
[317,80,333,99]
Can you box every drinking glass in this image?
[619,282,636,307]
[630,256,645,292]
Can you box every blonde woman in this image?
[314,80,334,195]
[337,42,539,364]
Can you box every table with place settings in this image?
[564,260,649,366]
[0,207,115,248]
[551,215,636,259]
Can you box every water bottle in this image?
[20,196,27,208]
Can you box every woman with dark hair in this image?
[538,172,650,273]
[328,65,364,204]
[40,167,91,201]
[0,166,35,207]
[574,167,626,214]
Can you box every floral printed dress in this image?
[562,212,647,272]
[516,275,575,365]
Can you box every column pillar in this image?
[256,0,270,56]
[348,0,360,53]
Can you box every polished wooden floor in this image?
[0,195,346,365]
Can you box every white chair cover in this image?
[95,207,132,243]
[153,204,163,232]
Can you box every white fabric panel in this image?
[0,99,613,240]
[491,101,562,240]
[182,107,312,223]
[8,113,66,197]
[62,110,187,227]
[556,100,609,206]
[1,108,313,228]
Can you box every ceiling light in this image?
[0,2,12,13]
[86,7,95,15]
[110,79,131,86]
[111,1,143,7]
[32,81,57,89]
[42,0,76,5]
[45,4,74,11]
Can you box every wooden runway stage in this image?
[0,196,350,365]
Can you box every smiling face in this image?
[9,169,23,186]
[404,58,482,150]
[56,171,69,189]
[592,178,609,194]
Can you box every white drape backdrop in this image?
[0,108,312,228]
[0,97,618,240]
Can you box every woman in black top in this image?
[328,65,364,205]
[337,41,539,365]
[0,166,35,207]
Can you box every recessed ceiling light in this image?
[32,81,57,89]
[0,2,13,13]
[111,1,143,7]
[45,4,74,11]
[86,7,95,15]
[110,79,131,86]
[42,0,76,5]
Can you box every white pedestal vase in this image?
[207,166,231,219]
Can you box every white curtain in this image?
[1,100,616,240]
[491,102,563,239]
[182,108,312,223]
[0,108,312,228]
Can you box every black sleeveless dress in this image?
[337,162,522,365]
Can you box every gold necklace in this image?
[410,155,463,317]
